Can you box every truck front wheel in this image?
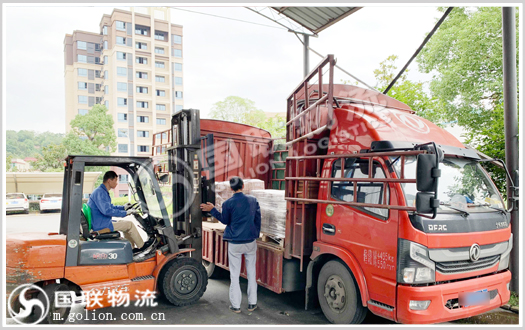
[159,257,208,306]
[317,260,367,324]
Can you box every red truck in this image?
[152,55,513,324]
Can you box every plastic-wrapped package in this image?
[215,181,233,201]
[250,189,286,239]
[243,179,265,195]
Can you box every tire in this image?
[24,209,29,214]
[202,260,216,278]
[38,283,70,324]
[317,260,367,324]
[159,257,208,306]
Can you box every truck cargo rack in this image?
[285,54,430,271]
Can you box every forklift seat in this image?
[81,203,121,240]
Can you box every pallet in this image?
[260,233,285,247]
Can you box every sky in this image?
[5,4,445,135]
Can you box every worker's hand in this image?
[126,208,139,216]
[200,202,215,212]
[123,202,133,210]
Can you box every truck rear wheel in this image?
[202,260,216,278]
[317,260,367,324]
[160,257,208,306]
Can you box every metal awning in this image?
[5,172,102,195]
[270,7,361,34]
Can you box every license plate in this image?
[460,289,489,307]
[51,200,58,203]
[12,201,18,204]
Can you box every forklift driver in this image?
[88,171,145,250]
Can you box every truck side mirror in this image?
[416,192,440,214]
[416,154,441,192]
[159,174,169,183]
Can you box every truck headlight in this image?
[398,239,435,284]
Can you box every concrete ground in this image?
[5,213,518,325]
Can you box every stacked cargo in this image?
[213,179,265,212]
[250,189,286,240]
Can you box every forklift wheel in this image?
[38,283,71,324]
[159,257,208,306]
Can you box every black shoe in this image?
[248,304,257,312]
[229,306,241,314]
[132,248,141,253]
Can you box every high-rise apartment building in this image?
[64,7,183,196]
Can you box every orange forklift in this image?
[6,110,209,324]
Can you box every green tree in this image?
[416,6,519,196]
[209,96,286,138]
[32,144,68,172]
[373,55,443,124]
[6,155,13,171]
[63,104,117,155]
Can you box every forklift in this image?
[6,110,210,324]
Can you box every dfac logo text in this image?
[8,284,50,325]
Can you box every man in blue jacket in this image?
[201,176,261,313]
[88,171,144,249]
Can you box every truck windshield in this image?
[137,167,163,218]
[391,156,504,213]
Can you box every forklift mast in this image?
[168,109,203,261]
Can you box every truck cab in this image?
[285,55,513,324]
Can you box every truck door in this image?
[320,157,398,308]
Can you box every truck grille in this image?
[436,255,500,274]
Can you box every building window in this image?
[78,109,89,115]
[136,42,147,50]
[104,55,108,64]
[118,128,128,138]
[155,61,165,68]
[102,26,108,35]
[119,174,129,183]
[136,86,148,94]
[78,95,88,104]
[172,49,182,58]
[118,113,127,122]
[172,35,182,44]
[117,82,127,92]
[77,41,87,50]
[136,72,148,79]
[136,57,148,64]
[137,130,150,138]
[156,90,166,97]
[155,75,165,83]
[155,31,165,40]
[117,98,127,107]
[176,105,183,111]
[155,47,165,54]
[117,67,127,76]
[105,100,109,108]
[117,52,126,61]
[78,68,88,76]
[95,70,101,78]
[118,144,128,153]
[137,116,149,123]
[77,54,87,63]
[175,77,183,85]
[95,84,102,92]
[157,118,167,125]
[96,97,103,104]
[174,63,182,71]
[116,36,126,45]
[104,85,109,95]
[156,104,166,111]
[78,82,87,90]
[116,21,126,31]
[136,101,149,108]
[104,40,108,50]
[135,26,148,36]
[175,91,183,99]
[137,145,150,153]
